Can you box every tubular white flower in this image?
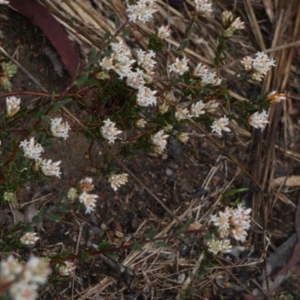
[157,25,171,40]
[151,130,169,153]
[19,138,44,161]
[206,237,232,255]
[190,100,205,117]
[136,86,157,107]
[205,100,219,112]
[168,57,189,75]
[56,261,76,277]
[50,118,71,140]
[248,110,269,130]
[109,173,129,191]
[79,192,98,214]
[100,118,122,143]
[6,96,21,117]
[194,0,213,15]
[211,116,231,135]
[126,0,158,23]
[135,118,147,128]
[136,49,156,70]
[24,256,51,285]
[175,108,191,120]
[20,232,39,246]
[126,69,146,89]
[79,177,94,192]
[177,132,189,143]
[40,159,61,178]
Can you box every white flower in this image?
[157,25,171,40]
[135,118,147,128]
[79,177,94,192]
[24,256,51,285]
[56,261,76,277]
[151,130,169,153]
[192,63,221,85]
[126,0,158,23]
[40,159,61,178]
[0,0,9,4]
[109,173,128,191]
[20,232,39,246]
[190,100,205,117]
[248,110,269,130]
[67,187,78,202]
[136,86,157,107]
[194,0,213,15]
[79,192,98,214]
[159,102,169,114]
[241,56,253,71]
[210,205,251,242]
[252,52,276,75]
[175,108,191,120]
[100,41,136,79]
[126,69,146,89]
[168,57,189,75]
[206,237,232,255]
[231,17,245,30]
[211,116,231,135]
[101,118,122,143]
[266,91,286,104]
[177,132,189,143]
[0,255,23,282]
[136,49,156,70]
[205,100,219,112]
[20,138,44,161]
[50,118,70,140]
[6,96,21,117]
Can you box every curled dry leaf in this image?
[273,175,300,187]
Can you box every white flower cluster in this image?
[100,41,158,107]
[108,173,129,191]
[56,261,76,277]
[6,96,21,117]
[248,110,269,130]
[126,0,158,23]
[20,232,39,246]
[206,236,232,255]
[50,118,71,140]
[0,0,9,5]
[157,25,171,40]
[194,0,213,15]
[0,255,51,300]
[100,118,122,143]
[151,130,169,154]
[211,116,230,135]
[222,11,245,38]
[241,52,276,81]
[193,63,222,86]
[210,204,252,242]
[168,57,189,75]
[20,138,44,161]
[78,177,98,214]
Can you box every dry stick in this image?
[244,0,266,51]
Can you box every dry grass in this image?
[30,0,300,298]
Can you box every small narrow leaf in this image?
[76,72,89,87]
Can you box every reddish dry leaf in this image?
[9,0,80,78]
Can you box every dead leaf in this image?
[273,175,300,186]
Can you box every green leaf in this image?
[221,188,249,199]
[114,17,120,29]
[97,242,111,251]
[32,108,46,118]
[145,229,157,239]
[103,31,111,41]
[131,242,143,251]
[121,28,131,37]
[155,241,168,248]
[51,98,73,113]
[27,124,34,133]
[48,213,60,222]
[106,253,119,260]
[80,252,92,261]
[182,38,190,50]
[76,72,89,87]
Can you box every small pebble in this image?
[165,168,173,176]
